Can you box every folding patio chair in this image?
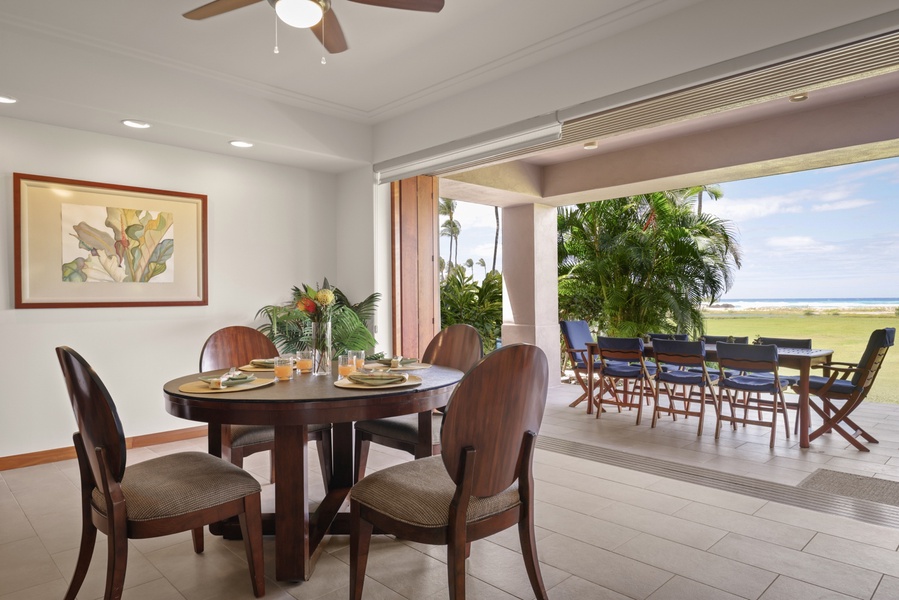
[651,339,719,435]
[595,336,655,425]
[715,342,792,448]
[801,328,894,451]
[560,320,601,411]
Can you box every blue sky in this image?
[709,156,899,299]
[442,155,899,298]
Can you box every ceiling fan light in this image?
[275,0,323,28]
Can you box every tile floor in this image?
[3,384,899,599]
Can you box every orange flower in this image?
[297,297,317,313]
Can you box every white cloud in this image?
[764,236,838,253]
[811,199,875,211]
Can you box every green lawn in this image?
[703,311,899,404]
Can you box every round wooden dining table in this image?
[163,365,463,581]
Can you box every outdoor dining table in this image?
[163,364,463,581]
[585,341,833,448]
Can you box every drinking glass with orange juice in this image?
[273,356,294,381]
[295,350,313,374]
[348,350,366,371]
[337,355,353,379]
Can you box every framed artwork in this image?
[14,173,208,308]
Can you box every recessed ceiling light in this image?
[122,119,151,129]
[229,140,254,148]
[789,93,809,103]
[0,95,17,104]
[583,141,598,150]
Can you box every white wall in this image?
[0,116,373,457]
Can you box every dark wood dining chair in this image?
[801,327,894,451]
[349,344,549,600]
[353,323,483,482]
[200,325,332,486]
[56,346,265,600]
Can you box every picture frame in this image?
[14,173,208,308]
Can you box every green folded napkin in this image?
[250,359,275,367]
[375,357,418,366]
[347,372,409,386]
[198,373,256,387]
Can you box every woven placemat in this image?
[798,469,899,507]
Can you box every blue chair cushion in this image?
[604,363,649,379]
[807,375,858,396]
[719,374,792,393]
[658,369,719,386]
[748,373,800,386]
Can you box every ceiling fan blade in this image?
[183,0,263,20]
[311,10,349,54]
[348,0,444,12]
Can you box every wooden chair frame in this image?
[57,346,264,600]
[714,343,791,448]
[559,320,600,410]
[651,339,719,435]
[800,328,894,451]
[594,337,655,425]
[349,344,549,600]
[200,325,332,485]
[354,323,483,482]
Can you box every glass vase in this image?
[312,320,332,376]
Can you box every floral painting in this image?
[61,203,175,283]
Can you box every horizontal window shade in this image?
[429,19,899,177]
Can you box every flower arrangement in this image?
[295,283,336,326]
[256,278,380,359]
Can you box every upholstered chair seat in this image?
[351,456,519,528]
[90,452,260,521]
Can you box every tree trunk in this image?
[492,206,499,271]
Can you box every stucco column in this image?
[501,203,561,386]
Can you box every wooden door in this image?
[391,176,439,358]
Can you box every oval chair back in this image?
[200,325,278,371]
[441,343,548,498]
[422,323,484,375]
[56,346,127,490]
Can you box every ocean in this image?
[709,298,899,310]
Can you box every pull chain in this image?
[321,11,326,64]
[273,12,279,54]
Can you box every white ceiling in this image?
[0,0,702,171]
[3,0,898,180]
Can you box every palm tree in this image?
[438,198,459,267]
[683,184,723,216]
[477,258,487,276]
[465,258,474,273]
[558,188,741,337]
[440,220,460,269]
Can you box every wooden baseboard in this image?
[0,426,208,471]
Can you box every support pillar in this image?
[501,204,561,385]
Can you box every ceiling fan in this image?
[183,0,445,54]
